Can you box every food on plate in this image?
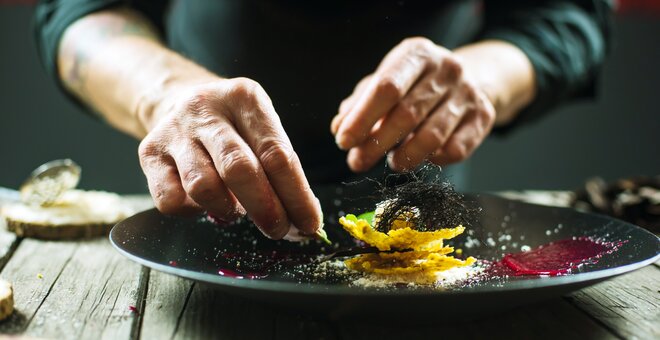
[1,190,134,239]
[338,201,477,285]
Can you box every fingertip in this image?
[330,115,341,135]
[335,133,355,151]
[387,150,415,173]
[259,219,291,240]
[347,148,372,173]
[297,198,324,234]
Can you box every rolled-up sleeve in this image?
[481,0,613,132]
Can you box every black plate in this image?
[110,185,659,319]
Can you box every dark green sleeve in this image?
[481,0,613,133]
[33,0,168,97]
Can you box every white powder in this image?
[348,263,483,289]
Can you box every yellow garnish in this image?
[338,214,475,284]
[338,215,465,251]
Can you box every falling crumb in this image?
[455,248,463,255]
[37,273,43,279]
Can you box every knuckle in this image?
[258,139,297,175]
[229,77,263,101]
[218,144,256,181]
[138,138,163,160]
[481,105,496,123]
[181,90,214,114]
[403,36,433,50]
[461,82,478,102]
[446,142,469,162]
[479,97,496,121]
[395,102,423,128]
[375,76,404,99]
[183,174,217,202]
[424,127,449,150]
[153,189,186,215]
[441,55,463,81]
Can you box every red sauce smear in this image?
[217,268,268,280]
[500,237,621,276]
[128,305,139,315]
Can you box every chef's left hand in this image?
[331,37,496,172]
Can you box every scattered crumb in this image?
[37,273,43,279]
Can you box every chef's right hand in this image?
[138,77,322,239]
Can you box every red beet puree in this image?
[217,268,267,280]
[501,237,618,276]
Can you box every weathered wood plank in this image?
[567,265,660,339]
[141,271,338,340]
[338,298,616,339]
[0,239,78,334]
[23,239,144,340]
[0,218,19,270]
[168,281,337,339]
[273,312,339,340]
[0,239,146,339]
[140,270,193,339]
[171,282,276,340]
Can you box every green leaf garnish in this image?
[315,228,331,245]
[345,214,358,223]
[357,211,376,227]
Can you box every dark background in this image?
[0,3,658,194]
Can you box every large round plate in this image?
[110,185,659,319]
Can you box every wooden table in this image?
[0,193,657,339]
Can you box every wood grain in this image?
[139,270,193,339]
[0,239,146,339]
[141,273,339,340]
[0,218,19,270]
[25,240,144,339]
[0,239,78,334]
[0,192,655,339]
[169,282,276,340]
[567,265,660,339]
[338,298,617,340]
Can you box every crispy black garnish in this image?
[375,164,479,232]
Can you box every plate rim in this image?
[109,194,660,297]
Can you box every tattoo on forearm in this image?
[61,9,160,100]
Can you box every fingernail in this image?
[335,133,355,150]
[386,152,397,170]
[206,212,234,227]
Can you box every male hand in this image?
[331,37,496,172]
[138,77,322,239]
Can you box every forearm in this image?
[57,7,218,138]
[454,40,536,126]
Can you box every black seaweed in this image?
[374,164,479,232]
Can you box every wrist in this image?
[134,52,221,134]
[453,40,535,126]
